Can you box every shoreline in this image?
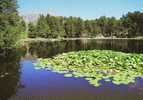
[20,37,143,42]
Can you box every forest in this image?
[28,12,143,39]
[0,0,143,48]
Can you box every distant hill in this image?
[21,12,57,23]
[22,13,40,23]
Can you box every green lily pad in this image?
[35,50,143,87]
[64,74,73,77]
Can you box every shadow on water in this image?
[0,49,23,100]
[28,39,143,58]
[1,39,143,100]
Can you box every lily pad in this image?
[35,50,143,87]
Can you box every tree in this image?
[74,17,87,37]
[64,17,74,37]
[28,11,143,39]
[0,0,22,48]
[36,15,51,38]
[28,22,37,38]
[46,15,66,38]
[55,16,66,38]
[20,17,26,32]
[84,20,94,37]
[96,16,108,36]
[121,11,143,37]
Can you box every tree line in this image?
[28,11,143,39]
[0,0,26,48]
[1,0,143,48]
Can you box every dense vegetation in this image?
[0,0,143,48]
[36,50,143,87]
[28,12,143,38]
[0,0,26,48]
[1,0,143,49]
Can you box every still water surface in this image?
[1,39,143,100]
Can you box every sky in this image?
[18,0,143,19]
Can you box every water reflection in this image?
[0,49,21,100]
[10,60,143,100]
[28,39,143,58]
[1,39,143,100]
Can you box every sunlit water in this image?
[1,39,143,100]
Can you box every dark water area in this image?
[29,39,143,58]
[1,39,143,100]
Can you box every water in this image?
[1,39,143,100]
[29,39,143,58]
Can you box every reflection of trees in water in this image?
[127,40,143,53]
[0,49,21,100]
[102,39,129,51]
[86,39,143,53]
[29,40,87,58]
[28,39,143,58]
[29,41,66,58]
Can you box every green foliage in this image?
[19,18,26,33]
[28,11,143,39]
[28,22,37,38]
[36,15,51,38]
[36,50,143,87]
[0,0,26,48]
[122,11,143,37]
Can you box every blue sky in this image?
[18,0,143,19]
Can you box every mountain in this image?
[22,13,40,23]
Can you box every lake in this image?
[1,39,143,100]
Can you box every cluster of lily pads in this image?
[35,50,143,87]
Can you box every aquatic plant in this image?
[35,50,143,87]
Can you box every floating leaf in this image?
[64,74,73,77]
[35,50,143,87]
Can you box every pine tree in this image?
[36,15,51,38]
[0,0,22,48]
[28,22,37,38]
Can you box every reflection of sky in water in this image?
[3,39,143,100]
[15,60,143,99]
